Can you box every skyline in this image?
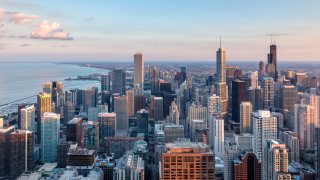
[1,0,320,62]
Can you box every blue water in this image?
[0,63,107,107]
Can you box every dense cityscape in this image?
[1,1,320,180]
[0,41,320,180]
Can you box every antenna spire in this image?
[220,36,221,49]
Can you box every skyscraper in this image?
[232,79,248,122]
[41,112,60,163]
[162,139,215,180]
[0,126,15,178]
[134,53,144,87]
[9,130,34,179]
[224,141,240,180]
[263,140,291,180]
[233,152,261,180]
[150,96,164,121]
[66,118,82,145]
[36,92,52,143]
[252,110,277,161]
[168,100,179,125]
[216,43,226,83]
[267,43,278,81]
[280,85,297,112]
[126,89,135,117]
[114,96,128,131]
[98,112,116,138]
[250,71,259,89]
[261,77,274,110]
[207,94,222,117]
[101,74,111,92]
[214,117,225,158]
[20,105,36,132]
[240,101,252,134]
[112,68,126,96]
[215,42,228,120]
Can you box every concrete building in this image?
[224,141,240,180]
[9,130,34,179]
[114,150,145,180]
[163,124,184,143]
[252,110,277,161]
[207,94,222,117]
[162,139,215,180]
[151,96,164,120]
[0,126,15,178]
[240,101,252,134]
[263,140,291,180]
[134,53,144,88]
[98,112,116,138]
[114,96,128,131]
[261,77,275,110]
[213,117,224,158]
[126,89,135,117]
[112,68,126,96]
[168,100,179,125]
[20,105,36,132]
[234,133,253,151]
[233,152,261,180]
[66,118,82,145]
[279,131,299,162]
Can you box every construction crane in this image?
[81,122,87,152]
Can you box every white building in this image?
[20,105,36,131]
[252,110,277,161]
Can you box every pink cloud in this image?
[7,12,38,24]
[0,9,5,21]
[31,20,73,40]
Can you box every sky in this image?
[0,0,320,62]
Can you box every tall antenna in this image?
[220,36,221,49]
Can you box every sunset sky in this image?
[0,0,320,62]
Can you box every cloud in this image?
[0,9,5,21]
[31,20,73,40]
[7,12,38,24]
[20,43,31,47]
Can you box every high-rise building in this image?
[234,133,254,151]
[294,101,318,152]
[163,124,184,143]
[316,128,320,180]
[0,126,15,178]
[267,43,278,81]
[114,150,145,180]
[98,112,116,138]
[134,53,144,87]
[240,101,252,134]
[43,81,63,113]
[112,68,126,96]
[151,66,160,94]
[63,102,75,125]
[114,96,128,131]
[233,152,261,180]
[279,131,299,162]
[36,92,52,143]
[280,85,297,112]
[224,141,240,180]
[9,130,34,179]
[168,100,179,125]
[41,112,60,163]
[216,44,226,83]
[263,140,291,180]
[190,119,206,142]
[180,66,187,85]
[232,79,249,122]
[162,139,215,180]
[134,94,146,115]
[101,74,110,92]
[214,117,224,158]
[207,94,222,117]
[248,87,263,111]
[150,96,163,120]
[215,82,228,120]
[126,89,135,117]
[259,61,265,77]
[252,110,277,161]
[250,71,259,89]
[66,118,82,145]
[187,104,208,134]
[261,77,274,110]
[20,105,35,132]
